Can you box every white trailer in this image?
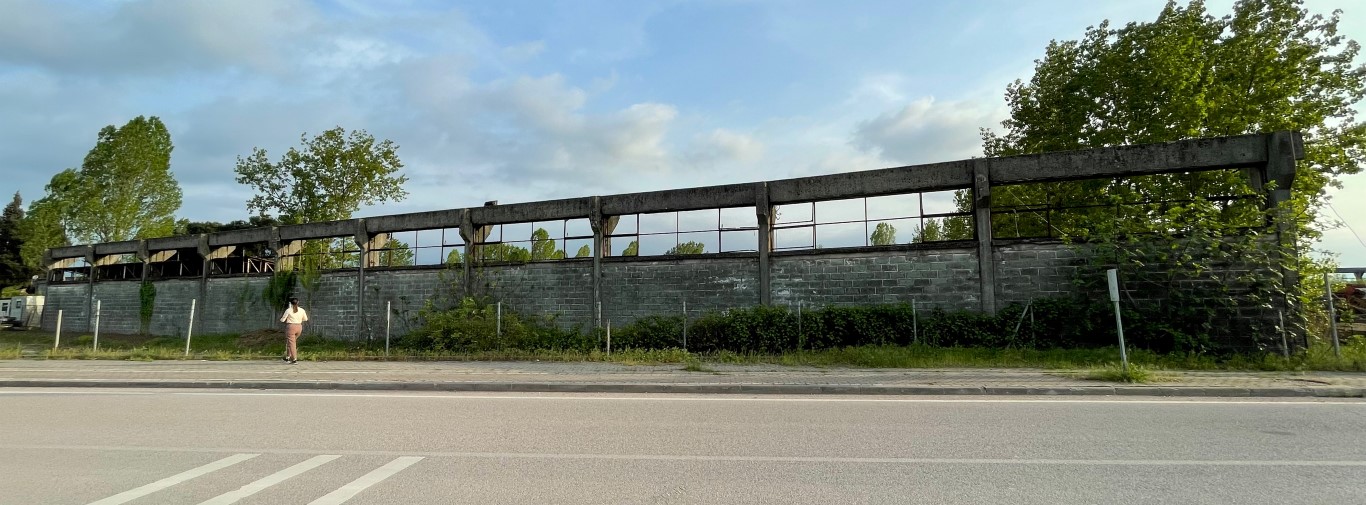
[2,296,44,329]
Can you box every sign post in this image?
[1107,269,1128,374]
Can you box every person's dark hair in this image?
[289,297,299,305]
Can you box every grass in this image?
[1082,364,1156,383]
[3,329,1364,373]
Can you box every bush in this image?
[404,296,598,352]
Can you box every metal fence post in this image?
[385,300,392,358]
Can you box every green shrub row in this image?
[402,295,1244,355]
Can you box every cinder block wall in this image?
[38,242,1097,339]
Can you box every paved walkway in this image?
[0,360,1363,397]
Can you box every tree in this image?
[18,196,69,271]
[622,241,639,256]
[375,238,415,267]
[41,116,181,243]
[913,219,945,243]
[0,192,33,286]
[530,228,565,260]
[174,216,280,235]
[478,243,532,263]
[575,245,591,258]
[666,241,706,255]
[235,127,408,225]
[978,0,1365,243]
[870,222,897,246]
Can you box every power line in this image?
[1328,202,1366,251]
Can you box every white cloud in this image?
[852,96,1004,164]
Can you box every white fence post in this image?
[385,301,392,358]
[92,299,102,351]
[54,310,63,349]
[184,299,197,357]
[1107,269,1129,374]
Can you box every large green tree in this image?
[979,0,1365,243]
[0,192,33,286]
[530,228,565,260]
[17,197,68,271]
[870,222,897,245]
[234,127,408,225]
[43,116,182,243]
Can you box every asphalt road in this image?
[0,389,1363,504]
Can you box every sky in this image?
[2,0,1364,264]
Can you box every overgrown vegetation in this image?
[138,280,156,334]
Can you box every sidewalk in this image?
[0,360,1363,397]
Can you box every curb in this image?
[1,380,1363,398]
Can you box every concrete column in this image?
[973,160,997,314]
[1265,130,1302,348]
[196,234,210,337]
[353,218,369,342]
[755,183,772,306]
[590,197,604,328]
[84,245,95,331]
[458,209,476,298]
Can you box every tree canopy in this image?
[979,0,1365,242]
[235,127,408,225]
[870,222,897,246]
[666,241,706,255]
[0,192,33,286]
[41,116,182,244]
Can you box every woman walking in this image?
[279,297,309,364]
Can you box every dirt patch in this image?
[238,329,285,347]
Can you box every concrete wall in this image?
[600,255,761,327]
[770,246,981,311]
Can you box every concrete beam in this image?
[768,161,974,205]
[209,228,271,247]
[601,184,753,216]
[365,209,464,234]
[989,133,1302,186]
[145,235,200,252]
[94,240,140,256]
[49,245,90,260]
[278,219,358,242]
[469,197,593,226]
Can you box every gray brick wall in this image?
[147,279,199,337]
[42,284,89,332]
[362,268,452,341]
[44,240,1269,342]
[993,242,1085,308]
[771,248,980,311]
[297,271,359,339]
[479,260,594,329]
[600,256,760,327]
[91,281,141,334]
[203,276,276,335]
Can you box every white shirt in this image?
[280,307,309,324]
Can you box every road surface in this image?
[1,389,1363,504]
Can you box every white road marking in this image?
[196,454,340,505]
[85,453,258,505]
[306,456,424,505]
[16,444,1366,467]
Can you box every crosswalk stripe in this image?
[86,453,259,505]
[197,454,340,505]
[306,456,425,505]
